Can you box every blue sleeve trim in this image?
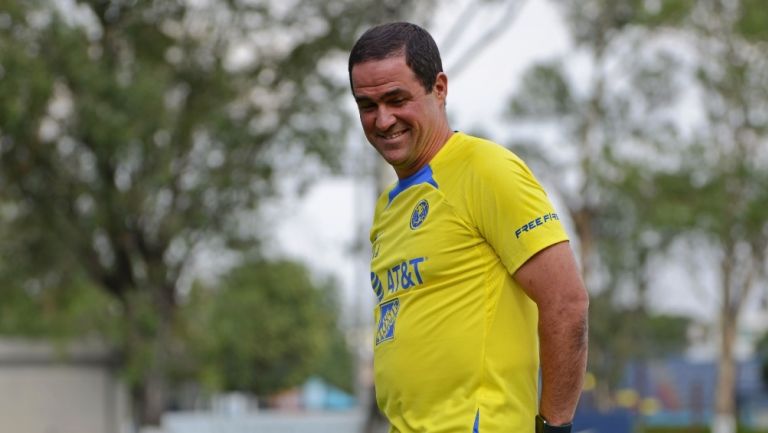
[473,409,480,433]
[387,164,439,205]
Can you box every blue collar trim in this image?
[388,164,438,205]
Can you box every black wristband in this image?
[535,414,572,433]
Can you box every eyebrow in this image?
[354,88,408,103]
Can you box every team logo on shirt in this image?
[376,298,400,345]
[409,199,429,230]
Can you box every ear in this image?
[433,72,448,103]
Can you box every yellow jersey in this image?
[369,132,569,433]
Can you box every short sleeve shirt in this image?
[369,132,569,433]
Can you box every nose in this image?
[375,106,396,131]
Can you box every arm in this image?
[514,240,589,426]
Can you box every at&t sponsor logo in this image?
[370,257,426,302]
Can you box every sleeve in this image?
[467,146,569,275]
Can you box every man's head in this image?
[348,22,443,94]
[348,23,452,178]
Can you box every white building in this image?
[0,338,131,433]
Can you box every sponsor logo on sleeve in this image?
[515,213,560,238]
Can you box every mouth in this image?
[377,129,408,141]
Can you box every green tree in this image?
[509,6,768,429]
[185,259,354,397]
[586,167,693,408]
[694,8,768,433]
[507,0,695,287]
[506,0,696,407]
[0,0,424,427]
[605,3,768,431]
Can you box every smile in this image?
[380,130,407,140]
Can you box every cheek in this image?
[400,105,424,126]
[360,113,376,132]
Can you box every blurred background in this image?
[0,0,767,432]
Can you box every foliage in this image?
[736,0,768,40]
[555,0,696,47]
[588,292,690,390]
[658,3,768,425]
[0,270,117,340]
[185,260,354,396]
[0,0,426,425]
[506,0,694,405]
[507,1,768,418]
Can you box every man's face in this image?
[351,55,446,177]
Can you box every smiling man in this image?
[348,22,589,433]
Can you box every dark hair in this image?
[348,22,443,93]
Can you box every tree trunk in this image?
[132,372,168,428]
[713,255,737,433]
[132,332,172,429]
[571,207,594,287]
[128,336,172,430]
[125,292,175,430]
[713,323,737,433]
[141,352,170,426]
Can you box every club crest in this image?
[410,199,429,230]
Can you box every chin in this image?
[381,152,409,166]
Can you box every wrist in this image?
[535,414,572,433]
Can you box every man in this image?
[349,22,588,433]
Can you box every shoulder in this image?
[449,133,526,168]
[454,134,538,188]
[430,133,542,200]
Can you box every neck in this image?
[394,124,453,179]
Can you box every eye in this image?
[390,98,406,106]
[357,102,376,112]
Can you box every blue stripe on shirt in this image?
[387,164,439,205]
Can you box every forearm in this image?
[537,300,589,425]
[512,241,589,425]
